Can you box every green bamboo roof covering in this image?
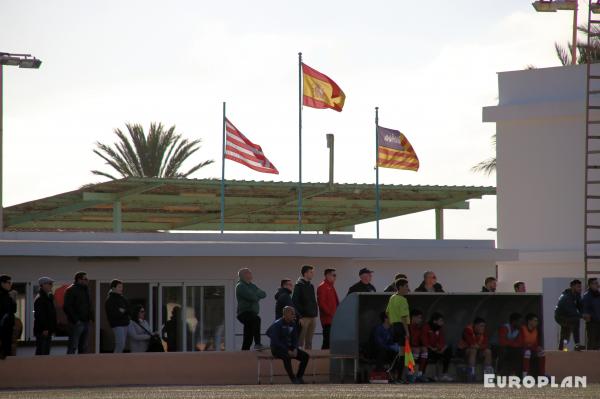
[4,178,495,232]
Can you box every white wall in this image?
[1,255,495,350]
[483,64,598,290]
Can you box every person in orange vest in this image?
[458,317,493,382]
[519,313,545,378]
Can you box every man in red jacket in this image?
[422,312,453,382]
[317,268,339,350]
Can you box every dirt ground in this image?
[0,384,598,399]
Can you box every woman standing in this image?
[128,305,152,352]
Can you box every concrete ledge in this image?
[0,350,331,389]
[546,351,600,383]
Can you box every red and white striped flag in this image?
[225,118,279,174]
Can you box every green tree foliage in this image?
[92,123,213,180]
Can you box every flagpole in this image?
[375,106,380,239]
[298,52,303,235]
[220,101,226,234]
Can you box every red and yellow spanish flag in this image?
[302,63,345,112]
[377,126,419,171]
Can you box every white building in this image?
[0,180,508,353]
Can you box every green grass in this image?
[1,384,599,399]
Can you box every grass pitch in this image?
[0,384,599,399]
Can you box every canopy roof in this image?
[4,178,495,233]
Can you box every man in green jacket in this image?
[236,268,267,350]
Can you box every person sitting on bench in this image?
[519,313,545,378]
[371,312,401,381]
[266,306,310,384]
[458,317,493,382]
[497,312,522,376]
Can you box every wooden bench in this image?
[256,352,358,384]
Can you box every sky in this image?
[0,0,582,239]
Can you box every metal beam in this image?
[113,200,122,233]
[10,220,354,232]
[170,188,333,230]
[6,200,106,227]
[7,182,165,228]
[435,208,444,240]
[80,192,471,210]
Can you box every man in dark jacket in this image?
[275,279,294,320]
[415,271,445,293]
[34,277,57,355]
[292,265,318,350]
[481,277,497,293]
[236,268,266,350]
[0,275,17,359]
[554,279,583,350]
[347,268,377,295]
[371,312,400,378]
[63,271,94,354]
[583,278,600,350]
[266,306,309,384]
[384,273,407,293]
[105,279,131,353]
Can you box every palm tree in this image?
[92,123,214,180]
[471,134,496,176]
[556,25,600,65]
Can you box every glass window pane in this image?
[161,286,183,352]
[12,283,26,341]
[185,286,225,351]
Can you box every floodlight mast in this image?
[532,0,578,65]
[0,51,42,232]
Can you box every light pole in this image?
[532,0,579,64]
[0,52,42,232]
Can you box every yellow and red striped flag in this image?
[404,336,415,372]
[302,63,346,112]
[377,126,419,171]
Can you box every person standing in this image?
[347,268,376,295]
[384,278,410,383]
[34,277,57,355]
[266,306,310,384]
[514,281,526,293]
[554,279,584,351]
[384,273,407,293]
[105,279,131,353]
[582,277,600,350]
[0,275,17,359]
[236,268,266,350]
[481,277,497,293]
[275,279,294,320]
[292,265,318,350]
[63,271,94,354]
[317,268,339,350]
[415,271,445,293]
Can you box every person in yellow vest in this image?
[519,313,545,378]
[385,278,410,383]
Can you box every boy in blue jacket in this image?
[266,306,310,384]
